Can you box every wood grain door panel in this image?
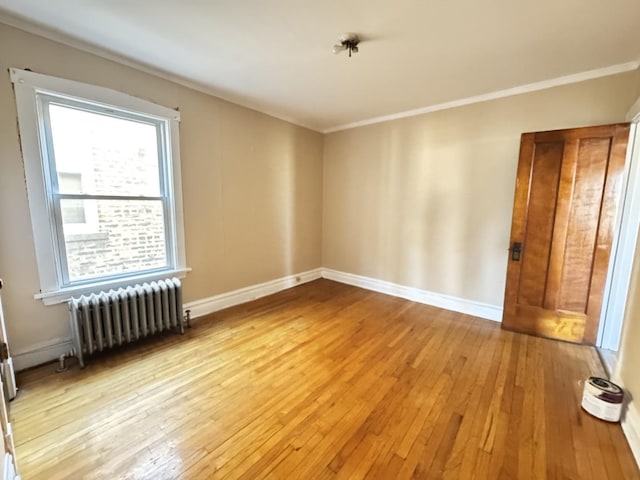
[511,304,586,343]
[502,124,630,344]
[517,139,563,308]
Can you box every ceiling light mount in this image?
[332,33,360,57]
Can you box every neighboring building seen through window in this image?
[58,172,86,224]
[46,101,168,283]
[11,68,186,304]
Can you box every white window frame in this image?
[11,68,188,305]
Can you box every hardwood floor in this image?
[11,279,640,479]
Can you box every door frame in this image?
[597,105,640,351]
[0,283,18,480]
[0,282,16,401]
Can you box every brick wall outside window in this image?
[64,145,166,281]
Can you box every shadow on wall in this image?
[184,104,323,298]
[359,121,518,306]
[261,121,323,280]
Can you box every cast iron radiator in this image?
[62,278,188,370]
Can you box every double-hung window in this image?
[11,69,187,304]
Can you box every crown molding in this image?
[1,11,637,136]
[324,61,640,133]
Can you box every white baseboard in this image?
[12,266,501,371]
[321,268,503,322]
[184,268,323,319]
[13,268,323,371]
[622,401,640,469]
[12,337,73,372]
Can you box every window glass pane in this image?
[62,199,167,282]
[48,103,161,196]
[61,199,86,224]
[59,173,86,223]
[58,172,82,194]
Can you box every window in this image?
[11,69,187,305]
[58,172,87,224]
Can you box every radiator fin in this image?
[69,278,184,368]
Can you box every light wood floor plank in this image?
[10,279,640,479]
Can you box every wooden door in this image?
[502,124,630,344]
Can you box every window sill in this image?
[35,268,191,306]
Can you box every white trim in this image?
[597,121,640,349]
[320,268,503,322]
[13,267,502,371]
[34,268,191,305]
[185,269,323,319]
[1,12,637,135]
[12,337,73,372]
[2,452,18,480]
[14,269,322,370]
[628,96,640,122]
[621,401,640,469]
[168,116,187,279]
[10,69,181,121]
[323,62,640,133]
[3,358,17,401]
[10,68,188,304]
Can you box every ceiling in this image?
[1,0,639,132]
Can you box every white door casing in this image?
[0,281,18,480]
